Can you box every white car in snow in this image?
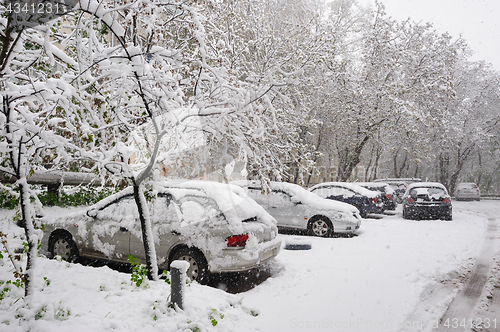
[40,181,281,284]
[232,180,362,237]
[455,182,481,201]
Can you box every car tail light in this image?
[227,234,249,247]
[385,194,392,200]
[372,197,377,204]
[442,198,450,203]
[406,197,414,203]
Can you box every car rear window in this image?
[410,187,447,199]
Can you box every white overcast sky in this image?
[359,0,500,71]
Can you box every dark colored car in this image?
[309,182,385,218]
[356,182,397,211]
[402,182,452,220]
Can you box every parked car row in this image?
[39,180,378,284]
[38,178,477,284]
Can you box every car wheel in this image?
[308,217,333,237]
[49,232,79,262]
[169,247,209,284]
[403,208,411,220]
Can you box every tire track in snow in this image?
[397,262,473,332]
[474,246,500,331]
[483,284,500,331]
[436,214,499,331]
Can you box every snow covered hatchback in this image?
[402,182,452,220]
[40,181,281,284]
[232,180,362,237]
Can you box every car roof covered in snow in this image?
[309,182,380,198]
[158,180,276,227]
[353,182,395,193]
[232,180,360,214]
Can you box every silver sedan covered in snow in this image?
[232,180,362,237]
[40,181,281,284]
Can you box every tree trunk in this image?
[439,153,450,189]
[133,183,158,281]
[11,143,38,297]
[19,178,37,297]
[413,164,419,179]
[336,135,371,182]
[448,145,475,194]
[372,144,382,181]
[476,151,482,186]
[306,124,325,187]
[5,98,38,298]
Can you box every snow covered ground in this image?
[0,200,498,332]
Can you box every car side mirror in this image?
[87,209,98,218]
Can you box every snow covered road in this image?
[241,200,500,332]
[1,200,499,332]
[435,214,498,331]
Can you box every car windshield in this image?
[410,187,447,200]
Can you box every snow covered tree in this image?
[309,2,466,181]
[434,60,500,193]
[0,0,91,296]
[201,0,324,184]
[56,0,311,279]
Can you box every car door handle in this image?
[171,230,180,236]
[120,227,128,232]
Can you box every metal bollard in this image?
[170,260,190,310]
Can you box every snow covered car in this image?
[40,181,281,284]
[309,182,385,218]
[232,180,362,237]
[374,178,418,203]
[402,182,452,220]
[355,182,397,211]
[455,182,481,201]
